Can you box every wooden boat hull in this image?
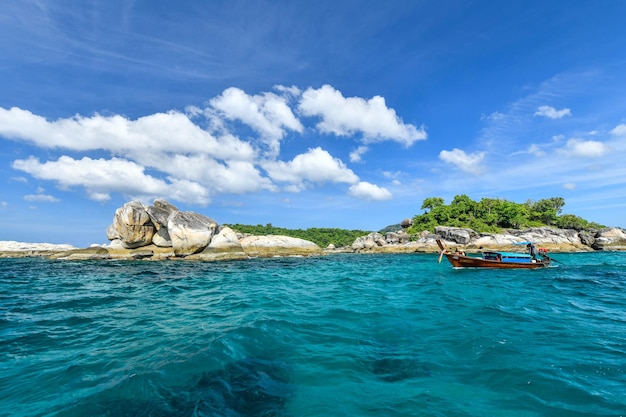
[442,252,550,269]
[436,239,551,269]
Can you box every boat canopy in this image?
[482,250,533,263]
[513,241,534,245]
[483,251,531,258]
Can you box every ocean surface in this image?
[1,252,625,417]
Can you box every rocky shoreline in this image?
[2,199,625,261]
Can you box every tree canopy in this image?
[226,224,371,248]
[406,195,603,235]
[226,196,601,248]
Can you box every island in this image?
[1,198,625,260]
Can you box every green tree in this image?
[449,194,476,224]
[421,197,445,212]
[527,197,565,225]
[497,200,528,229]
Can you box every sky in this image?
[1,0,626,246]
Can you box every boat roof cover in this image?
[483,251,532,258]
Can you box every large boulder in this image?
[106,223,119,241]
[435,226,475,244]
[239,235,321,257]
[578,230,595,247]
[145,199,179,248]
[151,227,173,248]
[167,211,219,256]
[146,206,172,230]
[351,232,385,251]
[186,227,248,261]
[385,231,410,244]
[401,218,414,229]
[592,228,626,250]
[510,227,581,245]
[111,201,155,249]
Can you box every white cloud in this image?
[481,111,505,122]
[1,201,8,208]
[209,87,303,156]
[527,144,546,157]
[0,107,256,163]
[263,147,359,187]
[1,84,426,205]
[23,194,60,203]
[562,138,606,158]
[348,181,392,201]
[382,170,404,186]
[11,156,211,204]
[534,105,571,119]
[439,148,485,175]
[563,183,577,190]
[298,85,426,146]
[167,155,276,194]
[349,145,369,162]
[610,123,626,137]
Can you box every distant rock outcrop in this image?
[592,228,626,250]
[350,225,626,253]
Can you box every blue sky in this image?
[1,0,626,246]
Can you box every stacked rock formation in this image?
[101,199,322,260]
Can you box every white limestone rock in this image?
[151,227,172,247]
[240,235,321,257]
[112,201,155,249]
[167,211,218,256]
[185,227,248,261]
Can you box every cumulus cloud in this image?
[348,181,393,201]
[209,87,303,156]
[1,84,427,204]
[298,85,426,146]
[263,147,359,187]
[562,138,606,158]
[0,107,256,163]
[349,145,369,162]
[439,148,485,175]
[11,156,211,204]
[166,155,276,194]
[534,105,571,119]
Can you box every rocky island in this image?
[1,198,625,260]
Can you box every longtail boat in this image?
[436,239,551,269]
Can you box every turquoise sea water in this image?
[1,253,625,416]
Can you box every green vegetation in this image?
[227,195,603,247]
[226,223,372,248]
[406,194,604,235]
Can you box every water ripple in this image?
[1,253,625,416]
